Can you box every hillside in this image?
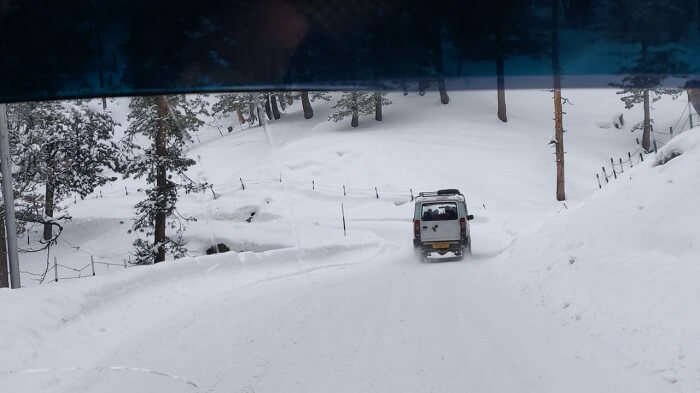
[2,88,698,393]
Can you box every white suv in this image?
[413,189,473,259]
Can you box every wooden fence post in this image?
[54,257,58,282]
[341,203,347,237]
[619,157,624,173]
[91,256,95,276]
[343,185,346,196]
[375,187,379,199]
[596,173,602,189]
[239,177,246,190]
[410,188,414,201]
[601,167,609,183]
[628,152,633,167]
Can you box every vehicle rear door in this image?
[419,202,461,242]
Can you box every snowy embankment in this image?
[2,89,697,392]
[497,127,700,388]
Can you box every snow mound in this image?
[654,126,700,166]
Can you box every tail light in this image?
[414,220,421,239]
[460,217,466,238]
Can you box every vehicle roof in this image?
[415,194,466,203]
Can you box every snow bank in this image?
[499,127,700,389]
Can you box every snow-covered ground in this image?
[2,89,698,392]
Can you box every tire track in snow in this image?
[0,366,200,390]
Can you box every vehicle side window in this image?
[421,202,458,221]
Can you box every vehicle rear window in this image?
[421,202,458,221]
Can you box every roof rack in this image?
[417,189,464,198]
[437,189,462,196]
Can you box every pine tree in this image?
[373,92,391,121]
[299,91,331,119]
[212,93,266,127]
[122,95,209,264]
[447,0,541,122]
[8,101,120,240]
[604,0,690,152]
[328,92,383,128]
[301,91,313,119]
[270,94,281,120]
[610,50,685,151]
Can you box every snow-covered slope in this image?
[2,89,697,392]
[496,127,700,388]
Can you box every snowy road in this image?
[3,221,669,393]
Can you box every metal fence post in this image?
[54,257,58,282]
[90,256,96,276]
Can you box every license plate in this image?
[432,242,450,249]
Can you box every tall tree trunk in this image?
[351,110,359,127]
[264,95,273,120]
[418,79,427,96]
[496,54,507,122]
[102,97,107,111]
[438,78,450,104]
[248,103,258,125]
[642,88,651,152]
[278,94,287,111]
[375,93,383,121]
[687,81,700,115]
[236,110,246,125]
[43,179,55,241]
[0,216,8,288]
[553,0,565,201]
[271,95,281,119]
[640,40,651,152]
[154,96,169,263]
[351,94,359,128]
[257,107,265,125]
[301,91,313,119]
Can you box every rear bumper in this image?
[417,240,464,254]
